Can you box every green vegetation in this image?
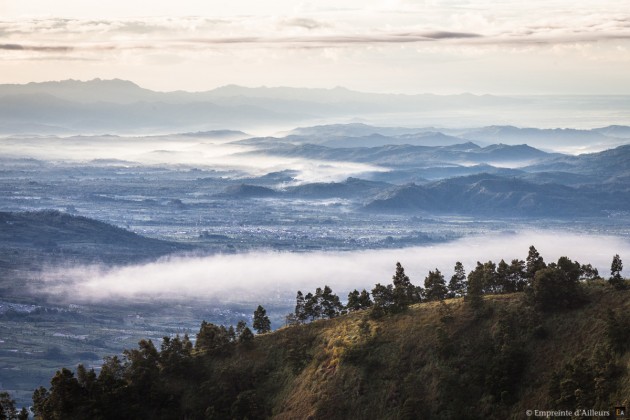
[253,306,271,335]
[26,250,630,419]
[293,286,344,322]
[610,254,625,289]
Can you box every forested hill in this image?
[25,254,630,419]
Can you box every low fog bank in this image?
[35,231,629,304]
[0,135,386,184]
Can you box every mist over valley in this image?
[1,80,630,413]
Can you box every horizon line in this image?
[3,77,630,97]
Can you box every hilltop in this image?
[29,279,630,419]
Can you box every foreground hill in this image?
[30,281,630,419]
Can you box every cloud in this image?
[1,9,629,94]
[183,31,482,47]
[0,43,73,52]
[34,231,630,304]
[280,18,328,30]
[2,11,629,59]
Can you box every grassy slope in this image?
[213,282,630,419]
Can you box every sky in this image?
[1,0,630,94]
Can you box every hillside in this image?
[362,174,629,216]
[29,281,630,419]
[0,211,190,295]
[0,210,187,255]
[525,144,630,182]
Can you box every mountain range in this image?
[2,79,630,136]
[216,142,630,217]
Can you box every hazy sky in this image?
[1,0,630,94]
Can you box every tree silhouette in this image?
[295,291,307,323]
[346,289,362,311]
[465,263,485,310]
[530,266,581,311]
[526,246,546,280]
[253,305,272,334]
[0,392,18,420]
[304,291,321,321]
[358,289,372,309]
[320,286,343,318]
[508,259,527,291]
[392,262,421,307]
[196,322,230,353]
[371,283,395,313]
[448,261,467,298]
[424,269,448,301]
[579,263,599,280]
[610,254,624,289]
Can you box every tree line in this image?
[283,247,623,321]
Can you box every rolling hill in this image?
[362,174,629,216]
[29,281,630,419]
[0,211,190,295]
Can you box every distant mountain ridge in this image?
[2,79,630,136]
[283,123,630,151]
[362,172,630,216]
[0,79,513,106]
[240,141,558,168]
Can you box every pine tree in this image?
[424,269,448,301]
[497,259,511,293]
[236,320,247,337]
[346,289,361,312]
[467,261,500,294]
[358,289,372,309]
[303,292,317,321]
[32,387,49,419]
[227,325,236,342]
[371,283,395,311]
[348,289,373,311]
[556,256,581,283]
[448,261,467,298]
[253,305,271,334]
[196,322,230,353]
[295,291,307,323]
[17,407,29,420]
[526,245,546,279]
[530,266,580,311]
[238,327,254,344]
[508,259,527,291]
[320,285,343,318]
[304,291,322,321]
[0,391,17,420]
[465,263,485,310]
[392,262,419,307]
[610,254,624,289]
